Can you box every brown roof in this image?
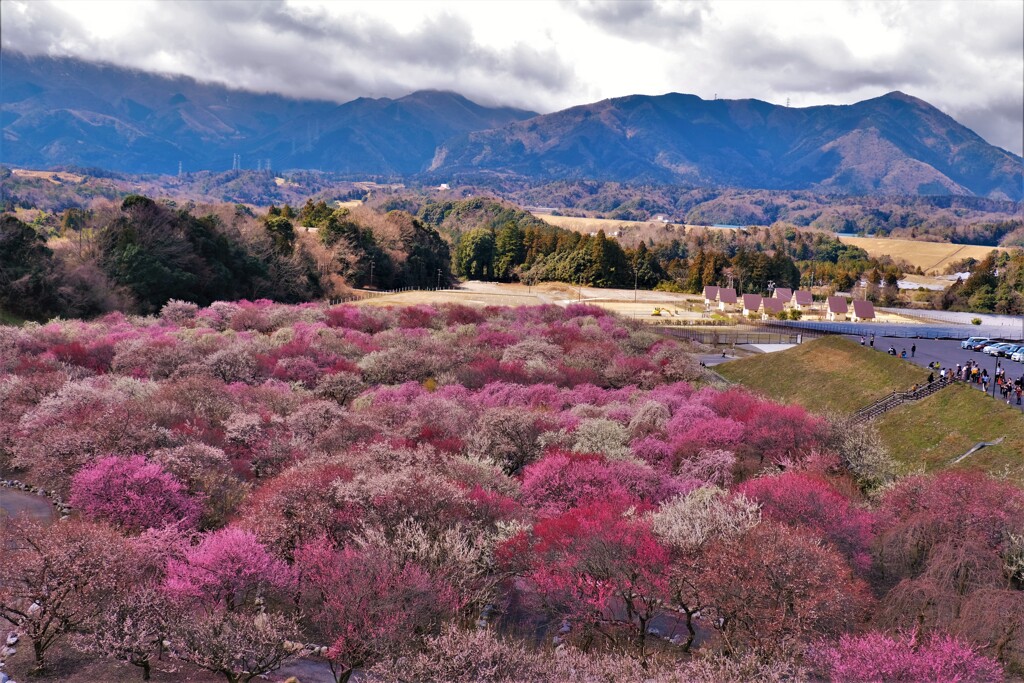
[827,296,849,313]
[773,287,793,301]
[762,298,786,314]
[703,285,719,300]
[718,287,737,304]
[742,294,762,311]
[792,290,814,305]
[852,299,876,319]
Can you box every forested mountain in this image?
[1,53,535,176]
[431,92,1024,200]
[3,53,1021,199]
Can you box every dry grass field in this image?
[837,235,1004,274]
[531,212,653,234]
[10,168,85,184]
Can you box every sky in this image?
[2,0,1022,155]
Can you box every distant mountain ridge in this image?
[1,53,536,176]
[2,52,1021,199]
[430,92,1023,200]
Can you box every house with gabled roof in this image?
[773,287,793,302]
[742,294,762,316]
[826,296,848,321]
[761,297,787,320]
[717,287,737,310]
[791,290,814,310]
[703,286,719,307]
[850,299,876,322]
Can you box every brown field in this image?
[531,212,654,235]
[837,235,1005,274]
[10,168,85,184]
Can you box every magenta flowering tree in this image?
[295,539,457,683]
[165,527,293,611]
[70,455,203,532]
[813,630,1003,682]
[738,472,874,574]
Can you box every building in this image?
[703,286,720,307]
[773,287,793,302]
[761,298,786,319]
[742,294,762,316]
[850,299,876,322]
[791,290,814,310]
[826,296,849,321]
[718,287,737,310]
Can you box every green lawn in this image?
[0,308,26,326]
[876,383,1024,485]
[716,336,930,414]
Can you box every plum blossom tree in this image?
[737,472,874,574]
[0,520,134,673]
[296,539,457,683]
[696,522,873,656]
[70,454,203,532]
[72,586,174,680]
[165,527,293,611]
[813,630,1003,682]
[501,501,672,658]
[170,608,300,683]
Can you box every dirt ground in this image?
[351,282,929,328]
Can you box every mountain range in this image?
[2,52,1022,199]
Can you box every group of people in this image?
[932,359,1024,405]
[861,335,916,359]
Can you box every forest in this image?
[1,301,1020,682]
[3,192,1022,324]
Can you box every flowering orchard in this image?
[0,300,1020,681]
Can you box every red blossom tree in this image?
[501,501,672,658]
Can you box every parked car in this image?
[1012,349,1024,362]
[985,343,1016,356]
[970,340,994,351]
[962,336,990,350]
[999,344,1024,358]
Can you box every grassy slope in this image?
[876,384,1024,485]
[0,308,26,326]
[716,336,929,414]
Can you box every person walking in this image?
[911,343,916,358]
[869,334,875,349]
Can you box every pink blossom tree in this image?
[295,539,457,683]
[813,630,1003,682]
[70,454,203,532]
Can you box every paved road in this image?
[844,335,1024,411]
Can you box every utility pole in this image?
[369,261,375,289]
[436,268,442,290]
[633,265,638,302]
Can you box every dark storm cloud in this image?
[565,0,706,41]
[0,0,576,108]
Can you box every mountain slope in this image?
[0,53,535,175]
[430,92,1024,199]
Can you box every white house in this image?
[718,287,737,311]
[826,296,848,321]
[742,294,762,316]
[850,299,876,322]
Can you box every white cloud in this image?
[1,0,1021,154]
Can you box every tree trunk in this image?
[32,639,46,674]
[683,610,696,652]
[140,659,151,681]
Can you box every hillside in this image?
[716,337,930,414]
[876,384,1024,485]
[431,92,1024,200]
[1,53,535,175]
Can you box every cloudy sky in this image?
[2,0,1022,154]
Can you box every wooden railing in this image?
[850,376,955,423]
